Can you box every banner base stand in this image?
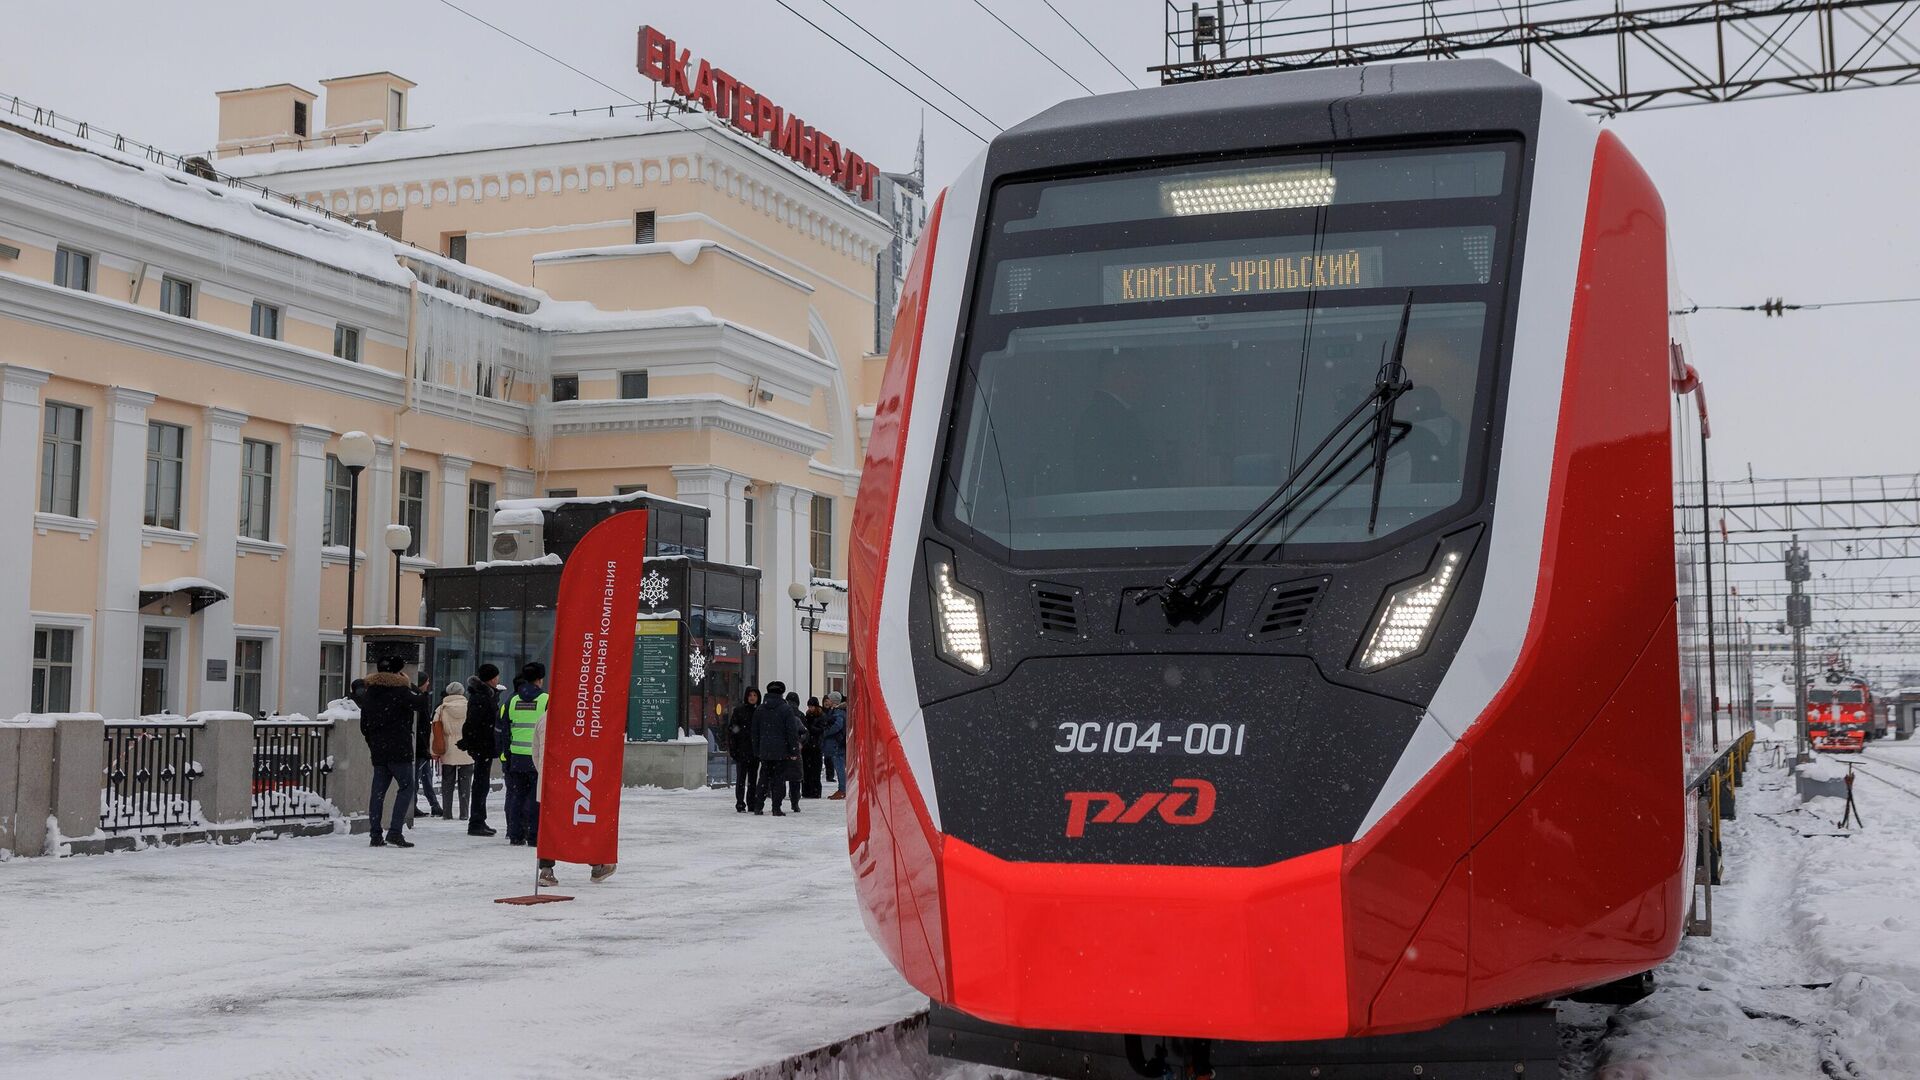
[494,894,575,905]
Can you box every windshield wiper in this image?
[1159,295,1417,620]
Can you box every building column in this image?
[284,424,332,714]
[194,407,248,714]
[762,483,815,693]
[669,465,750,565]
[0,365,50,716]
[94,387,155,719]
[438,454,472,566]
[362,438,394,625]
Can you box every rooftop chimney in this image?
[212,83,318,159]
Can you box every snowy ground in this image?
[1587,741,1920,1078]
[10,752,1917,1079]
[0,788,947,1079]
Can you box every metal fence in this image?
[101,721,203,832]
[252,721,335,823]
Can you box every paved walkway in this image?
[0,789,924,1079]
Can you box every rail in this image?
[100,719,204,832]
[252,719,335,823]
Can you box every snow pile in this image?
[186,711,252,723]
[473,552,562,570]
[4,712,103,727]
[317,699,360,722]
[1795,756,1849,782]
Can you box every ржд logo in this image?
[1063,778,1216,838]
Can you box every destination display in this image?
[1103,247,1382,305]
[626,619,682,742]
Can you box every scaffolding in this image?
[1157,0,1920,114]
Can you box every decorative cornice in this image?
[439,453,474,476]
[550,395,830,457]
[203,405,250,441]
[291,423,334,457]
[106,385,156,422]
[0,363,50,404]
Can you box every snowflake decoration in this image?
[739,615,757,654]
[640,569,670,611]
[688,644,707,684]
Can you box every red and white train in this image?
[847,59,1745,1073]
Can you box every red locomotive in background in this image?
[1809,673,1874,753]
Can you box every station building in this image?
[0,65,925,724]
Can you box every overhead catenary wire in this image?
[1038,0,1141,88]
[804,0,1006,131]
[771,0,995,143]
[969,0,1100,95]
[1673,295,1920,315]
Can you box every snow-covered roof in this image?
[496,489,704,514]
[140,576,226,597]
[533,240,814,294]
[219,110,890,228]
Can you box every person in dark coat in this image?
[821,692,848,799]
[411,674,443,821]
[801,697,826,800]
[783,692,804,812]
[728,688,761,813]
[357,656,425,848]
[752,681,803,816]
[460,663,503,836]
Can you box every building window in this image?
[32,627,76,713]
[615,484,647,496]
[552,375,579,402]
[235,638,267,716]
[250,301,281,340]
[159,276,194,318]
[619,371,649,400]
[467,479,493,565]
[54,247,92,292]
[546,488,577,499]
[293,100,309,137]
[742,495,755,567]
[319,641,346,710]
[140,627,173,716]
[634,211,656,244]
[39,403,84,518]
[399,467,428,557]
[323,454,354,547]
[144,422,187,530]
[445,233,467,263]
[810,495,834,577]
[240,439,275,541]
[333,324,361,362]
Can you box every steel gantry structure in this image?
[1157,0,1920,113]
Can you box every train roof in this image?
[989,59,1546,178]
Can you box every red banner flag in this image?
[537,510,647,867]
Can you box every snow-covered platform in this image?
[1584,744,1920,1077]
[0,789,929,1078]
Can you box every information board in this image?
[627,619,682,742]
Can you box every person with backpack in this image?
[460,663,503,837]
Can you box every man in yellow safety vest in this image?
[501,663,546,848]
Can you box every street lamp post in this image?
[335,432,375,691]
[787,581,832,701]
[385,524,413,625]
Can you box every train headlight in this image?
[1354,551,1464,672]
[928,551,990,674]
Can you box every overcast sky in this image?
[10,0,1918,488]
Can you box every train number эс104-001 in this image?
[1054,721,1247,756]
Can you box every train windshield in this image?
[1809,689,1866,705]
[941,143,1521,563]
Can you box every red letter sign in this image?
[536,510,648,867]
